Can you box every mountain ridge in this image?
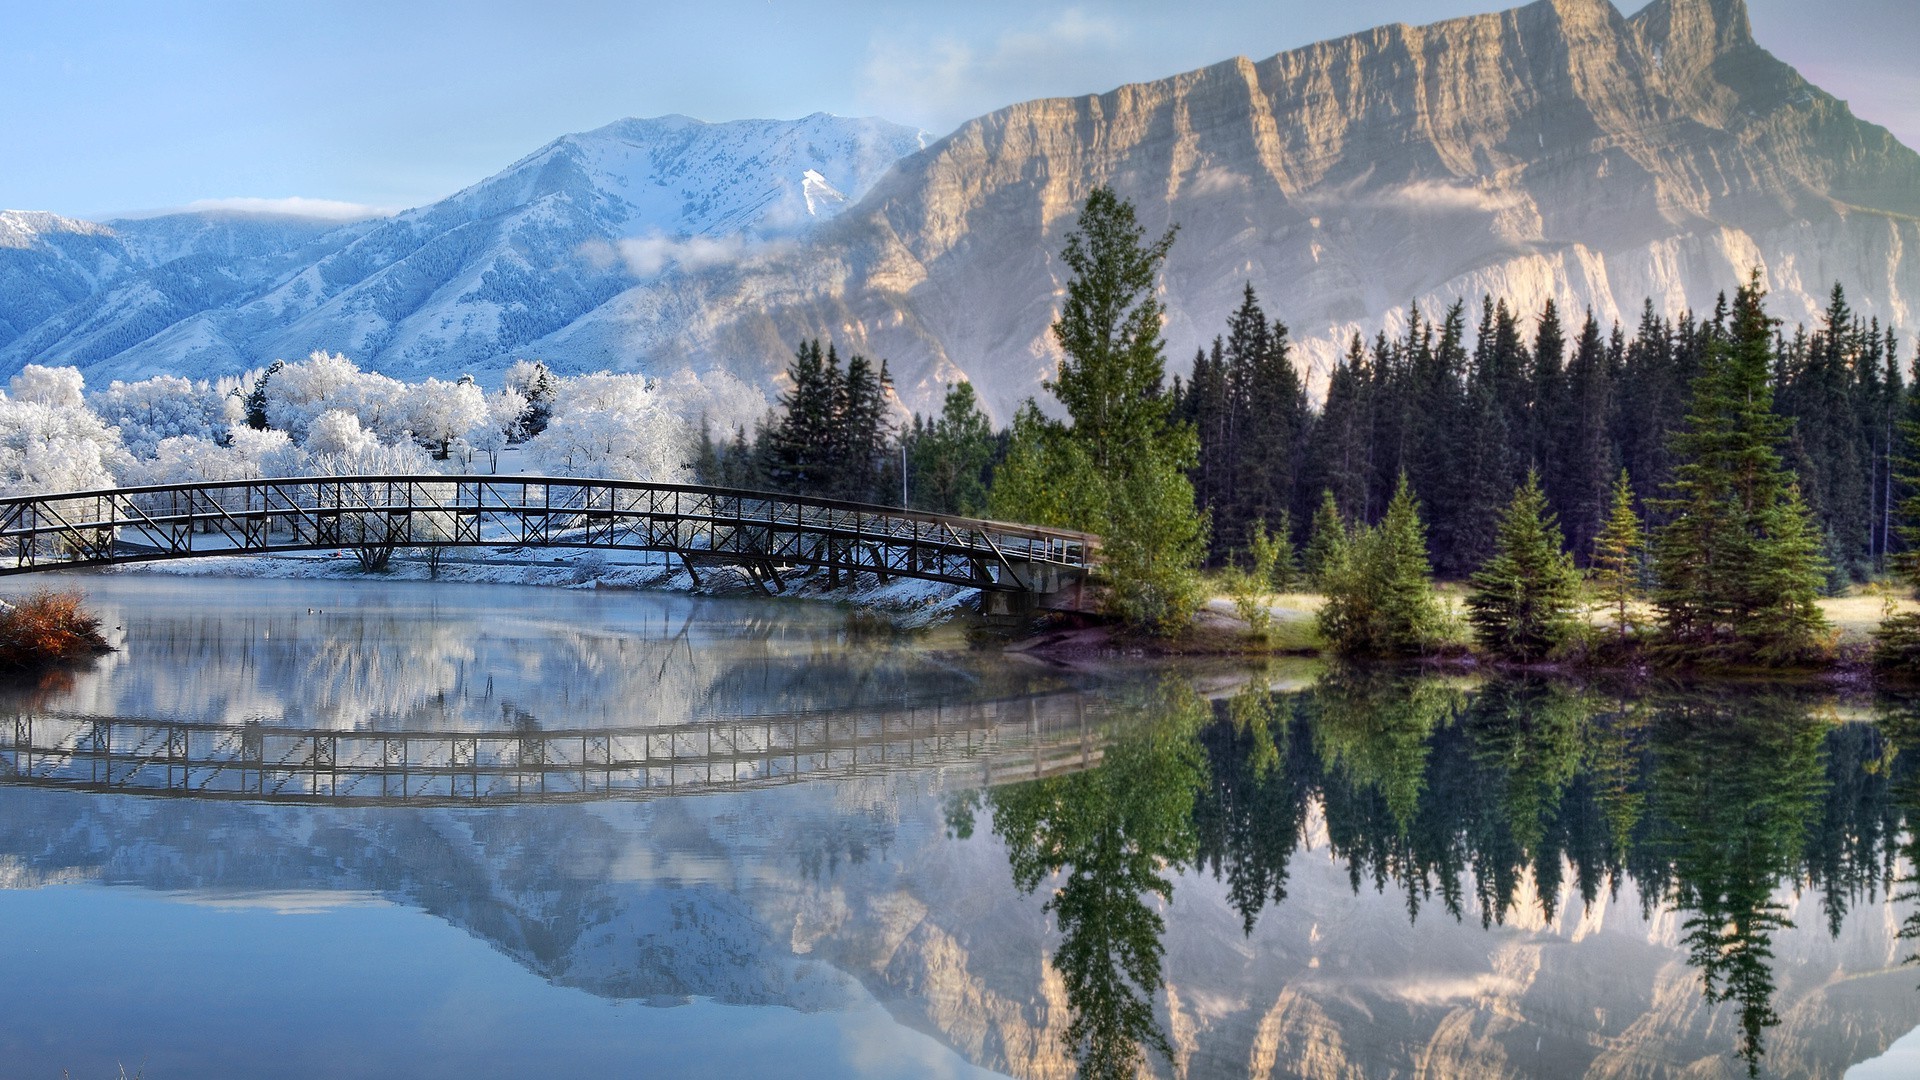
[2,0,1914,420]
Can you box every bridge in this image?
[0,476,1098,611]
[0,695,1116,806]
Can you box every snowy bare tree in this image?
[523,373,692,483]
[8,365,86,408]
[402,377,489,458]
[89,375,227,458]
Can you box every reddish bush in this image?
[0,590,110,670]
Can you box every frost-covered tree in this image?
[655,368,769,443]
[523,373,692,483]
[306,441,440,571]
[504,359,560,438]
[305,409,380,458]
[468,387,528,472]
[89,375,227,458]
[0,399,128,494]
[262,351,409,444]
[8,365,86,408]
[403,377,489,458]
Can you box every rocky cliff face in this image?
[2,0,1912,418]
[592,0,1920,417]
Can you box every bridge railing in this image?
[0,476,1099,597]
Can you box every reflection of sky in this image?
[1850,1026,1920,1078]
[0,884,998,1080]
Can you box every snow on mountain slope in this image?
[0,114,928,384]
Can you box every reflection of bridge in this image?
[0,476,1097,609]
[0,697,1113,805]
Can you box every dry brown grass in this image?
[0,590,110,670]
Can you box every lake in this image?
[1,574,1916,1079]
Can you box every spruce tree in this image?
[1466,472,1582,661]
[1652,273,1831,663]
[1589,470,1645,644]
[905,381,995,515]
[988,187,1207,633]
[1302,489,1346,591]
[1317,474,1441,657]
[763,339,843,495]
[1748,481,1832,663]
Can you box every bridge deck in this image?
[0,476,1099,606]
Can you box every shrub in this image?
[0,590,110,669]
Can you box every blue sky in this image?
[5,0,1914,220]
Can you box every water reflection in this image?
[2,578,1918,1079]
[964,675,1920,1078]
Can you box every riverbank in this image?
[1011,584,1920,689]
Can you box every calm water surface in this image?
[2,574,1919,1079]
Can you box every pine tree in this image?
[1317,474,1441,657]
[1302,489,1347,591]
[1046,187,1179,477]
[1652,273,1832,663]
[1748,481,1832,663]
[993,187,1207,634]
[905,381,996,515]
[1589,470,1646,644]
[763,339,844,495]
[1466,472,1582,660]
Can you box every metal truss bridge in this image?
[0,694,1114,806]
[0,476,1098,609]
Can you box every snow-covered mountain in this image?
[3,0,1916,418]
[0,113,927,383]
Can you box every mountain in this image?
[0,113,928,383]
[2,0,1915,419]
[607,0,1920,417]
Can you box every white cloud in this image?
[189,197,394,220]
[582,231,788,279]
[859,8,1129,131]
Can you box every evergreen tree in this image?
[762,339,844,495]
[1466,472,1582,660]
[905,381,996,515]
[692,415,721,484]
[1556,311,1617,561]
[1317,474,1442,656]
[991,187,1207,633]
[1302,489,1347,590]
[1748,481,1832,662]
[1652,273,1832,663]
[1589,470,1646,644]
[1047,187,1178,477]
[1310,335,1373,524]
[832,352,892,501]
[244,360,283,430]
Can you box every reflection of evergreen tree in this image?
[1307,668,1455,832]
[985,684,1208,1078]
[1457,681,1589,921]
[962,675,1907,1077]
[1193,683,1318,934]
[1639,699,1828,1077]
[1872,702,1920,979]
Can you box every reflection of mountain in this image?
[5,577,1073,730]
[4,679,1919,1078]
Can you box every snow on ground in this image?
[113,548,983,628]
